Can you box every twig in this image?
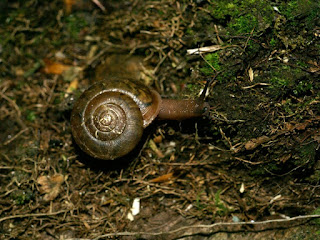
[0,91,21,117]
[0,210,68,223]
[3,127,29,146]
[219,127,233,150]
[187,45,223,55]
[242,27,255,53]
[214,24,223,45]
[187,45,238,55]
[91,0,106,12]
[0,91,27,129]
[0,165,33,173]
[242,83,271,89]
[199,48,218,72]
[91,214,320,239]
[234,157,264,165]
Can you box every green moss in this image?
[200,52,221,75]
[11,189,34,205]
[297,61,308,68]
[250,162,284,177]
[186,27,194,36]
[195,189,230,218]
[293,80,313,95]
[268,64,313,98]
[208,1,239,20]
[307,170,320,184]
[282,99,294,115]
[209,0,274,34]
[281,0,299,18]
[26,110,37,122]
[278,0,320,30]
[214,189,229,216]
[312,208,320,225]
[200,50,243,83]
[269,38,277,47]
[195,190,206,210]
[23,61,42,78]
[295,143,316,167]
[305,5,320,29]
[280,0,318,19]
[230,14,258,34]
[64,14,89,39]
[270,76,289,88]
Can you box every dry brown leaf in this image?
[42,58,71,75]
[149,139,164,158]
[153,135,163,144]
[284,122,295,131]
[248,67,254,82]
[150,172,174,183]
[309,67,320,73]
[64,0,76,14]
[245,136,270,150]
[66,78,79,93]
[39,130,51,152]
[286,120,311,131]
[83,221,91,230]
[153,20,163,28]
[37,174,64,201]
[312,134,320,143]
[280,154,291,163]
[307,60,320,73]
[294,121,310,130]
[15,68,25,76]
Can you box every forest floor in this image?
[1,0,320,239]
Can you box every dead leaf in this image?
[66,78,79,93]
[312,134,320,143]
[280,154,291,163]
[307,60,320,73]
[15,68,25,76]
[284,122,295,131]
[42,58,71,75]
[150,172,174,183]
[310,67,320,73]
[37,174,64,201]
[39,130,51,152]
[248,67,254,82]
[295,121,310,131]
[83,221,91,230]
[64,0,76,14]
[62,66,83,82]
[153,135,163,144]
[149,139,164,158]
[245,136,270,150]
[286,120,311,131]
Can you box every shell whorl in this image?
[70,78,161,160]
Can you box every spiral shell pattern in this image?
[70,78,161,160]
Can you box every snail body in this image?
[71,78,208,160]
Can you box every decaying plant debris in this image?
[1,0,320,239]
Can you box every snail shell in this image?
[70,78,161,160]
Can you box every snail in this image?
[70,78,209,160]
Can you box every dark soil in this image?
[1,0,320,239]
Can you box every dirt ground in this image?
[1,0,320,239]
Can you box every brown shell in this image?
[70,78,161,160]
